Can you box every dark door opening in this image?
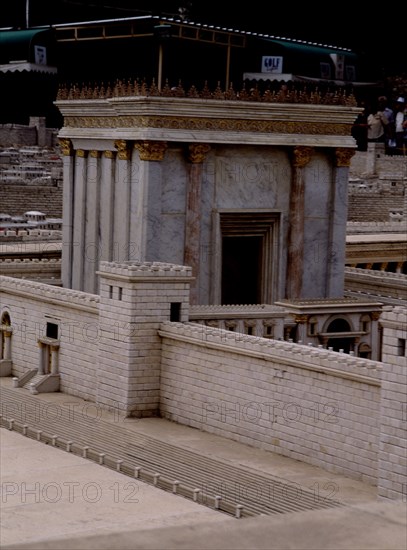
[326,318,353,353]
[221,236,263,305]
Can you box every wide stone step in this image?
[0,386,344,518]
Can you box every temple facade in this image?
[56,83,358,306]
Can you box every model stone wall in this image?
[0,124,58,148]
[1,263,405,499]
[0,276,100,401]
[378,307,407,501]
[0,184,63,217]
[159,321,382,485]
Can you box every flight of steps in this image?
[22,373,46,390]
[0,385,344,519]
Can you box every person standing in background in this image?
[367,101,389,143]
[394,97,407,154]
[378,95,396,151]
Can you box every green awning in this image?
[266,38,358,58]
[0,28,55,64]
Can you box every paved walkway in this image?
[1,378,406,549]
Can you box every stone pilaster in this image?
[113,140,132,263]
[184,143,211,305]
[286,146,313,299]
[130,141,168,261]
[71,149,88,290]
[59,138,75,289]
[327,147,355,297]
[99,151,116,264]
[84,151,101,294]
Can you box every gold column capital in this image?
[188,143,211,164]
[58,138,73,156]
[104,150,115,159]
[114,139,132,160]
[292,146,314,168]
[134,140,168,161]
[335,147,356,167]
[371,311,381,321]
[89,150,101,158]
[295,314,308,324]
[76,149,88,158]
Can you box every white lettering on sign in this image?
[261,56,283,74]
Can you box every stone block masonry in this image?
[378,307,407,501]
[159,321,383,486]
[96,262,193,417]
[1,263,406,499]
[0,185,62,217]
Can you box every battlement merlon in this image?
[55,96,360,149]
[97,261,194,282]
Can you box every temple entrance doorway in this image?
[221,236,263,305]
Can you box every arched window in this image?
[327,318,352,333]
[325,317,353,354]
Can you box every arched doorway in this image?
[326,318,353,353]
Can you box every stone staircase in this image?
[0,385,344,519]
[22,373,44,389]
[13,369,60,394]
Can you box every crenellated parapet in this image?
[0,275,99,312]
[57,79,358,106]
[98,261,193,279]
[159,321,383,383]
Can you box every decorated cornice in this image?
[63,115,352,137]
[134,140,168,161]
[56,88,360,148]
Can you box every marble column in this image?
[370,311,381,361]
[396,261,403,274]
[71,149,88,290]
[99,151,115,265]
[286,146,313,300]
[184,144,211,305]
[132,141,168,261]
[84,150,101,294]
[59,139,74,289]
[327,148,356,297]
[113,140,132,263]
[38,342,46,375]
[294,315,308,343]
[50,345,59,375]
[3,330,12,360]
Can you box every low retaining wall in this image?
[159,321,382,485]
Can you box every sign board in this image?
[261,56,283,74]
[330,54,345,80]
[34,45,47,65]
